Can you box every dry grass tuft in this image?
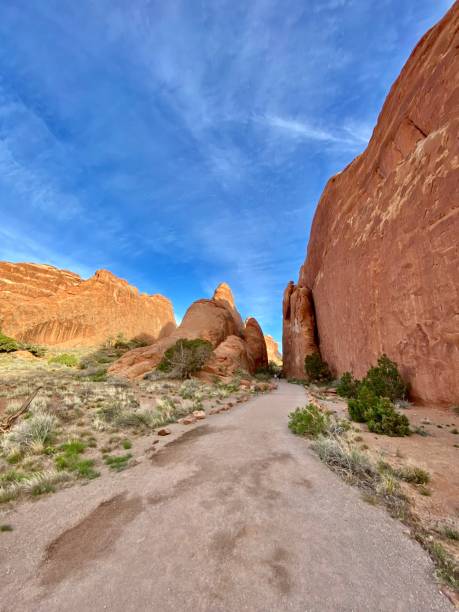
[1,414,57,455]
[0,469,72,503]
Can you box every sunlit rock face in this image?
[264,335,282,366]
[110,283,268,380]
[283,4,459,403]
[0,262,176,347]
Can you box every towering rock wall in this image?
[0,262,176,347]
[282,3,459,403]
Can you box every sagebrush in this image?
[288,404,329,438]
[304,352,332,384]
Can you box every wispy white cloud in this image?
[0,140,81,220]
[0,86,84,221]
[0,226,94,279]
[343,120,374,145]
[313,0,354,12]
[263,115,341,142]
[0,0,448,340]
[262,114,372,148]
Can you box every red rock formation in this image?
[213,282,244,331]
[201,335,253,380]
[283,4,459,403]
[282,282,317,379]
[264,335,282,366]
[0,262,176,347]
[110,283,267,380]
[244,318,268,371]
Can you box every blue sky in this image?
[0,0,453,342]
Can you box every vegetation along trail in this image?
[0,382,453,611]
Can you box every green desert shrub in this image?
[112,333,130,349]
[48,353,79,368]
[54,439,99,479]
[288,404,329,438]
[348,386,410,436]
[157,338,213,379]
[268,361,282,377]
[348,385,375,423]
[427,541,459,590]
[104,453,132,472]
[378,460,429,484]
[396,465,430,485]
[0,469,72,503]
[254,369,271,382]
[88,368,108,382]
[361,354,407,401]
[106,332,149,350]
[20,343,46,357]
[336,372,360,399]
[255,362,282,380]
[304,352,332,384]
[0,469,27,485]
[440,525,459,541]
[55,456,98,479]
[365,397,410,437]
[59,440,87,455]
[0,331,19,353]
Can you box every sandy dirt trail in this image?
[0,381,453,611]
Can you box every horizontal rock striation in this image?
[0,262,176,347]
[282,4,459,403]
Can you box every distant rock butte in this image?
[264,335,282,366]
[110,283,268,379]
[282,3,459,404]
[0,262,176,347]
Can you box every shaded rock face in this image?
[282,4,459,403]
[282,282,317,379]
[201,335,252,380]
[244,318,269,372]
[110,283,268,380]
[264,335,282,366]
[0,262,176,347]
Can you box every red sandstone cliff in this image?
[0,262,176,347]
[283,4,459,403]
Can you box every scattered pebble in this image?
[182,416,196,425]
